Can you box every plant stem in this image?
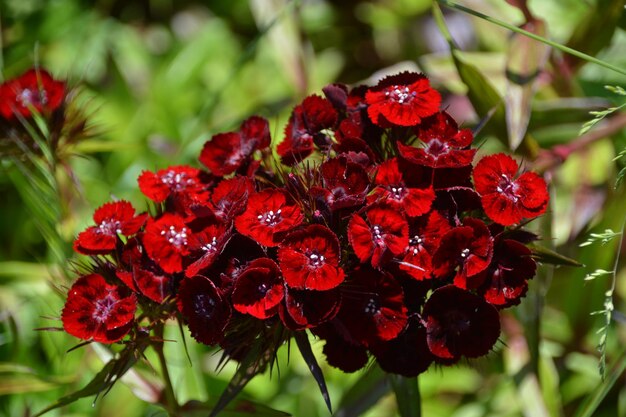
[153,322,178,416]
[437,0,626,77]
[390,374,421,417]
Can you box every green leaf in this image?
[294,331,332,413]
[574,349,626,417]
[180,399,290,417]
[390,375,421,417]
[529,244,583,267]
[335,365,389,417]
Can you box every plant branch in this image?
[534,112,626,173]
[153,323,178,415]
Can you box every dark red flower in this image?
[365,72,440,127]
[185,219,230,278]
[177,275,231,345]
[0,69,65,119]
[369,158,435,217]
[278,225,345,290]
[279,287,341,330]
[313,323,369,373]
[132,266,172,304]
[312,157,370,211]
[210,176,254,221]
[478,239,536,307]
[143,213,190,274]
[138,165,206,203]
[207,234,266,291]
[73,201,147,255]
[422,285,500,360]
[235,189,303,247]
[348,204,408,268]
[199,116,270,176]
[277,95,338,165]
[400,210,451,280]
[232,258,284,319]
[473,154,549,225]
[397,111,475,168]
[370,321,434,377]
[62,274,136,343]
[336,268,408,346]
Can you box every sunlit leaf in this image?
[294,331,332,413]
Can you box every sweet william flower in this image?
[62,274,136,343]
[365,72,441,127]
[143,213,190,274]
[473,153,548,225]
[231,258,284,319]
[0,68,65,119]
[279,287,341,330]
[138,165,208,205]
[73,200,147,255]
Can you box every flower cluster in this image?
[62,71,548,378]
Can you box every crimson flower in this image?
[231,258,284,319]
[199,116,270,176]
[62,274,136,343]
[278,225,344,290]
[138,165,207,204]
[369,158,434,217]
[185,219,230,278]
[235,189,303,247]
[0,69,65,119]
[279,287,341,330]
[143,213,190,274]
[132,266,172,303]
[312,157,369,211]
[313,323,369,373]
[397,111,475,168]
[210,176,254,221]
[277,95,338,165]
[177,275,231,345]
[73,201,147,255]
[422,285,500,360]
[370,321,434,377]
[400,210,451,280]
[365,72,440,127]
[473,154,549,225]
[348,204,408,268]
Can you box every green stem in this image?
[154,323,178,415]
[390,374,421,417]
[437,0,626,77]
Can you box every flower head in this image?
[0,69,65,119]
[143,213,190,274]
[232,258,284,319]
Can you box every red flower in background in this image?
[235,189,303,247]
[143,213,190,273]
[348,204,408,268]
[278,225,345,290]
[0,69,65,119]
[199,116,270,176]
[422,285,500,360]
[473,154,548,225]
[177,275,231,345]
[365,72,440,127]
[74,201,147,255]
[232,258,284,319]
[62,274,136,343]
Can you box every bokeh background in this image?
[1,0,626,416]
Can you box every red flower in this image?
[422,285,500,360]
[73,201,147,255]
[397,111,475,168]
[473,154,549,225]
[138,165,206,203]
[336,268,408,346]
[312,157,370,211]
[0,69,65,119]
[143,213,190,274]
[432,218,493,287]
[277,95,338,165]
[199,116,270,176]
[278,225,345,290]
[348,204,408,268]
[210,176,254,221]
[62,274,136,343]
[369,158,435,217]
[279,287,341,330]
[231,258,284,319]
[185,219,230,278]
[365,72,440,127]
[235,189,303,247]
[132,266,172,304]
[400,210,451,280]
[177,275,231,345]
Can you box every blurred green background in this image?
[1,0,626,416]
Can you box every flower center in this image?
[372,225,385,245]
[460,248,470,258]
[385,85,417,104]
[308,251,326,267]
[364,297,381,315]
[17,88,47,108]
[93,294,117,323]
[160,225,188,247]
[425,139,449,157]
[201,236,218,252]
[389,186,405,200]
[160,171,195,192]
[496,174,519,202]
[257,209,282,226]
[97,219,122,236]
[409,234,423,247]
[193,293,215,318]
[257,283,269,295]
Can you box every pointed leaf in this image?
[529,244,583,267]
[293,331,332,413]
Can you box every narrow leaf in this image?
[529,244,584,267]
[574,349,626,417]
[293,331,332,413]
